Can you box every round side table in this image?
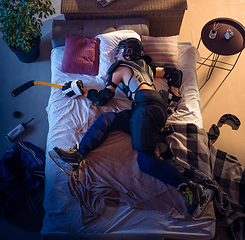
[197,17,245,90]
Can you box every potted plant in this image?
[0,0,55,63]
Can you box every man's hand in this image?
[62,80,86,98]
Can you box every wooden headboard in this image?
[60,0,187,37]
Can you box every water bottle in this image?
[6,118,34,141]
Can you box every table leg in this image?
[198,53,219,90]
[197,51,243,91]
[206,53,219,81]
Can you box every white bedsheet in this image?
[41,43,215,239]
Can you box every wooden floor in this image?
[179,0,245,168]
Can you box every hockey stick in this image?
[11,80,63,97]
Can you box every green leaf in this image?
[0,0,55,52]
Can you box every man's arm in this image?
[77,67,124,106]
[79,66,123,97]
[155,67,165,78]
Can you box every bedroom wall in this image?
[179,0,245,168]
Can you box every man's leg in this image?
[137,150,188,188]
[137,150,214,218]
[54,110,131,163]
[79,110,131,155]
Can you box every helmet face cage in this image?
[114,38,144,60]
[113,46,122,60]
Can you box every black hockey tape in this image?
[11,81,35,97]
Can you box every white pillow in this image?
[95,30,141,81]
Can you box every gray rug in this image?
[0,16,64,159]
[0,14,63,239]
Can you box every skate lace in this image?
[68,143,78,153]
[182,187,193,206]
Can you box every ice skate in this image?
[178,180,214,218]
[53,143,84,164]
[48,150,75,176]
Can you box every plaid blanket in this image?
[164,123,245,240]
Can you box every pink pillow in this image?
[61,35,100,76]
[141,35,178,67]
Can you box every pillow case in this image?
[61,35,100,76]
[95,30,141,80]
[141,35,179,67]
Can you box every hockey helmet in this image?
[114,38,144,60]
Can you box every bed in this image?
[41,18,218,239]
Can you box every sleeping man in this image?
[53,38,213,218]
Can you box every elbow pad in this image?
[87,88,115,106]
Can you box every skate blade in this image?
[193,188,214,218]
[48,150,78,176]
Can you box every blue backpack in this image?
[0,141,45,216]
